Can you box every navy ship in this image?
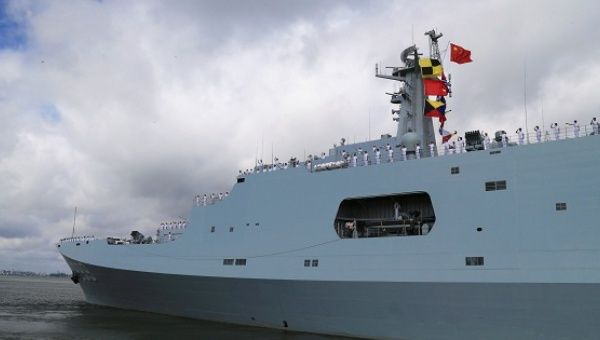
[58,30,600,339]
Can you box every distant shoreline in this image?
[0,270,69,278]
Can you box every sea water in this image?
[0,276,342,340]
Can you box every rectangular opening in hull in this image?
[334,192,436,239]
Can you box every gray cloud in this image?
[0,0,599,272]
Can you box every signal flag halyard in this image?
[450,43,472,64]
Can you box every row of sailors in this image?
[159,220,187,230]
[343,144,414,166]
[60,235,95,242]
[340,118,598,164]
[237,117,599,175]
[239,156,328,175]
[545,118,599,140]
[490,118,597,148]
[194,192,229,206]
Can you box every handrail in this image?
[59,235,95,243]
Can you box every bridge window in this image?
[334,192,436,239]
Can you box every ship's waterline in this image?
[65,256,600,340]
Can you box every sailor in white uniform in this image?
[534,126,542,143]
[401,146,407,161]
[567,120,580,138]
[415,144,421,159]
[202,194,207,206]
[551,123,560,140]
[591,117,599,135]
[375,148,381,164]
[516,128,525,145]
[195,195,200,207]
[443,141,450,155]
[388,147,394,162]
[501,131,508,148]
[457,138,464,153]
[483,133,490,150]
[352,153,358,167]
[451,141,457,154]
[363,151,369,166]
[429,142,435,157]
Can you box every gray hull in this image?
[66,256,600,340]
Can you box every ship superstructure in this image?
[58,31,600,340]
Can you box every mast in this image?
[425,29,443,61]
[375,29,441,153]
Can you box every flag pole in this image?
[524,62,530,144]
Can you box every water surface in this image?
[0,276,343,340]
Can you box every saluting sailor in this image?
[567,120,580,138]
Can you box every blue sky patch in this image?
[40,104,62,123]
[0,0,27,50]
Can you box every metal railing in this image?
[59,235,95,243]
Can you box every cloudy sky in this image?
[1,0,599,273]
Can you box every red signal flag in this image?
[423,79,449,96]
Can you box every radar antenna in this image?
[424,29,443,61]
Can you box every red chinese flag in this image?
[423,79,448,96]
[450,43,472,64]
